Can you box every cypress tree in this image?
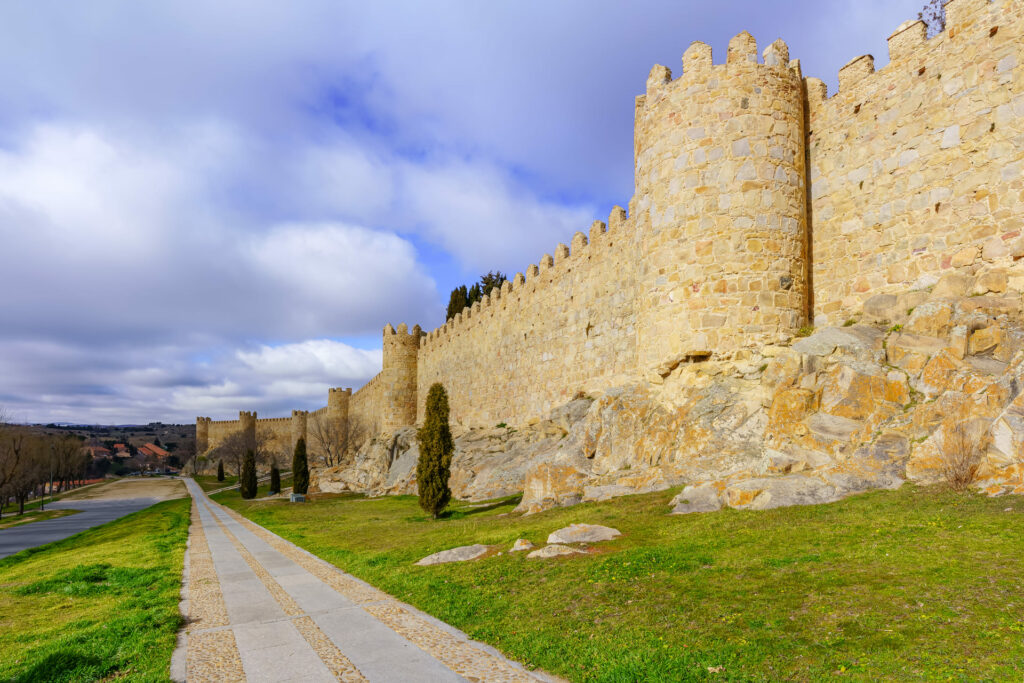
[240,449,257,499]
[269,465,281,495]
[216,460,224,481]
[416,383,454,519]
[292,437,309,495]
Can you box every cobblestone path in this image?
[174,479,546,682]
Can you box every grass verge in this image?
[214,485,1024,681]
[194,473,238,492]
[0,498,190,682]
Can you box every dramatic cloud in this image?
[0,0,928,423]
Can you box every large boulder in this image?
[547,524,621,544]
[415,544,490,566]
[527,544,587,559]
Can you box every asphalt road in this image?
[0,498,166,559]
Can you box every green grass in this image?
[0,508,80,530]
[214,485,1024,681]
[194,473,238,491]
[0,498,190,682]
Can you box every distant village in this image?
[45,421,196,477]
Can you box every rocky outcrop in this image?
[415,544,490,566]
[547,524,621,544]
[313,282,1024,516]
[526,544,586,559]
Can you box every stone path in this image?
[175,479,549,682]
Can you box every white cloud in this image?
[0,0,930,423]
[237,339,381,382]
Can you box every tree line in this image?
[0,417,93,517]
[445,271,507,321]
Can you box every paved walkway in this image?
[0,498,167,559]
[176,479,549,682]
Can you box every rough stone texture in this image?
[509,539,535,553]
[810,0,1024,325]
[670,483,724,514]
[201,2,1024,513]
[526,544,587,559]
[546,524,622,544]
[415,544,490,566]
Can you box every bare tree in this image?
[209,429,272,479]
[0,414,27,515]
[941,419,988,492]
[307,412,347,468]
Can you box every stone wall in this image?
[416,207,641,426]
[634,33,808,375]
[808,0,1024,324]
[197,0,1024,456]
[349,372,385,448]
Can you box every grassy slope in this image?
[0,498,190,682]
[194,473,238,492]
[214,485,1024,681]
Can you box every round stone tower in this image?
[290,410,308,453]
[382,323,421,431]
[239,410,257,450]
[326,387,351,454]
[196,416,211,453]
[633,33,808,374]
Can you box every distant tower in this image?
[196,416,211,453]
[327,387,351,454]
[633,34,808,374]
[239,411,257,450]
[290,410,308,454]
[382,323,421,431]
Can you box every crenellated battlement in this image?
[200,0,1024,439]
[420,205,632,353]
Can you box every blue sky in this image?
[0,0,930,424]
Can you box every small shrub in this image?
[889,324,903,333]
[796,324,814,337]
[292,438,309,495]
[843,318,857,327]
[417,383,454,519]
[239,450,257,499]
[216,460,224,482]
[269,465,280,495]
[941,420,988,492]
[495,422,507,429]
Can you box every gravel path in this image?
[175,479,551,682]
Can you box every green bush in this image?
[417,383,454,519]
[239,450,257,499]
[216,460,224,482]
[269,465,281,495]
[292,438,309,495]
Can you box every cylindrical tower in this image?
[196,417,210,453]
[239,411,257,451]
[382,323,421,432]
[290,410,308,454]
[326,387,351,454]
[634,33,807,374]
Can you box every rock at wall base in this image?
[526,544,587,559]
[415,544,490,566]
[547,523,622,544]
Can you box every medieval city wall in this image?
[808,0,1024,323]
[198,0,1024,454]
[349,373,385,446]
[415,207,641,426]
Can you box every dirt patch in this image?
[60,477,187,501]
